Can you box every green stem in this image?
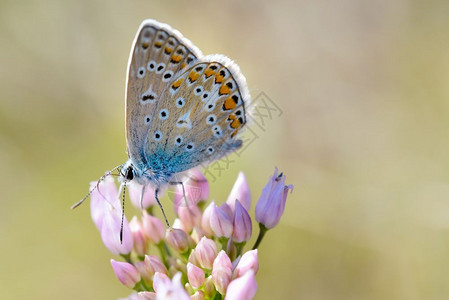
[156,241,171,267]
[235,242,246,258]
[121,253,132,264]
[252,223,268,250]
[218,237,229,251]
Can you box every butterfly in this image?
[74,20,250,233]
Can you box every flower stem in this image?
[121,253,132,264]
[252,223,268,250]
[157,241,171,267]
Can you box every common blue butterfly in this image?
[74,20,250,229]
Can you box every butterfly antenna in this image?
[120,183,126,244]
[155,188,170,227]
[71,164,123,210]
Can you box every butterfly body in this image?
[120,20,250,190]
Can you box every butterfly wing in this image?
[125,20,202,170]
[143,54,250,177]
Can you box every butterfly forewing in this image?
[125,20,202,169]
[143,54,250,175]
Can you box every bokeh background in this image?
[2,0,449,299]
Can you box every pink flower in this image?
[128,181,157,209]
[187,262,205,289]
[190,291,205,300]
[176,205,202,233]
[142,211,165,244]
[129,216,148,256]
[232,200,252,243]
[201,202,215,237]
[145,255,168,275]
[212,250,232,295]
[194,237,218,269]
[226,172,251,213]
[90,176,119,231]
[225,270,257,300]
[154,272,190,300]
[152,272,171,294]
[234,250,259,278]
[209,204,233,238]
[165,228,192,253]
[255,168,293,229]
[110,259,141,289]
[174,169,209,209]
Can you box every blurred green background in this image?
[2,0,449,299]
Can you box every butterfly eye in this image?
[175,136,183,146]
[194,86,204,96]
[147,60,156,71]
[206,114,216,125]
[137,67,146,78]
[154,131,162,141]
[176,97,185,108]
[185,143,195,151]
[144,115,152,124]
[159,109,169,120]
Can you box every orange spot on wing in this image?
[230,118,241,129]
[219,84,231,95]
[172,78,184,89]
[215,72,224,84]
[181,62,187,69]
[223,97,237,110]
[231,129,239,137]
[164,47,173,54]
[154,41,162,48]
[189,71,199,83]
[204,68,216,78]
[170,54,182,63]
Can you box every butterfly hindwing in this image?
[125,20,202,170]
[143,54,250,175]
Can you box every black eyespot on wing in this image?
[232,95,239,103]
[157,65,164,72]
[226,82,233,89]
[164,73,172,79]
[142,94,155,101]
[195,66,203,72]
[219,70,225,77]
[210,65,217,70]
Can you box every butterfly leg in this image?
[155,188,170,227]
[169,181,187,204]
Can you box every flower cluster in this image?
[89,168,293,300]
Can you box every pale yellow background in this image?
[1,0,449,299]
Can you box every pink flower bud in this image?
[152,272,170,294]
[146,255,168,275]
[220,203,233,220]
[165,228,192,253]
[232,200,252,243]
[190,290,205,300]
[210,204,233,238]
[191,227,206,244]
[129,216,148,256]
[212,250,232,295]
[90,176,118,231]
[226,172,251,213]
[142,211,165,244]
[201,201,215,237]
[187,262,205,289]
[137,292,156,300]
[188,249,199,266]
[174,169,209,209]
[255,168,293,229]
[234,250,259,278]
[177,205,202,233]
[134,261,152,283]
[128,181,157,209]
[110,259,141,289]
[194,236,218,269]
[99,201,133,255]
[154,272,190,300]
[225,270,257,300]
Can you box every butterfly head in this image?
[119,160,135,183]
